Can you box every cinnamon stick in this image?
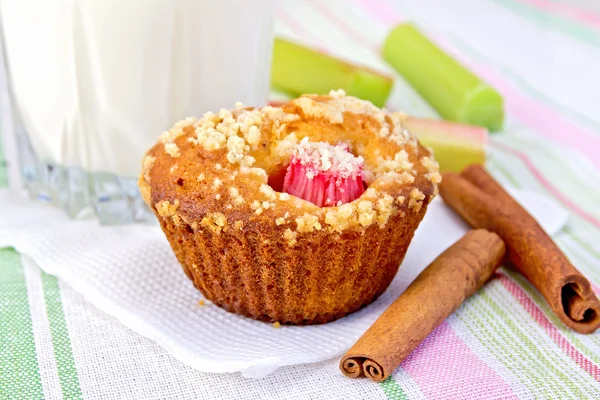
[439,165,600,334]
[340,229,505,382]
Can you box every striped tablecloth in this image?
[2,1,600,399]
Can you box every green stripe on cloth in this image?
[0,136,8,189]
[0,248,44,400]
[459,273,600,398]
[489,156,600,297]
[489,0,600,48]
[486,160,519,187]
[488,142,600,236]
[506,270,600,366]
[457,294,552,397]
[488,153,600,277]
[381,0,600,137]
[489,154,600,244]
[564,227,600,259]
[557,238,600,292]
[481,285,598,398]
[491,66,600,134]
[490,159,600,340]
[502,139,600,206]
[489,154,600,284]
[41,272,83,400]
[380,376,408,400]
[0,127,82,397]
[0,160,7,188]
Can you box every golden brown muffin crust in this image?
[140,90,440,239]
[138,90,440,324]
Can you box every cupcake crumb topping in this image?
[292,89,385,126]
[201,212,227,233]
[295,213,322,233]
[408,188,426,213]
[137,91,443,326]
[141,90,439,241]
[155,199,182,226]
[374,150,413,175]
[164,142,180,158]
[376,194,395,226]
[325,203,356,232]
[229,187,244,205]
[262,201,275,210]
[421,156,442,194]
[260,184,277,200]
[283,229,298,246]
[142,155,155,183]
[156,199,179,218]
[293,97,344,124]
[275,217,286,226]
[357,200,376,227]
[251,200,264,215]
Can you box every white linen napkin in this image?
[0,188,567,378]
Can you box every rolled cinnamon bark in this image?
[439,165,600,334]
[340,229,505,382]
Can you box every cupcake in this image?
[139,90,440,325]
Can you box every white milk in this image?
[0,0,274,178]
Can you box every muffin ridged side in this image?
[157,202,429,324]
[139,91,441,325]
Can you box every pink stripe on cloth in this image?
[309,0,378,52]
[294,0,600,229]
[335,0,600,228]
[277,8,331,55]
[353,0,600,170]
[517,0,600,29]
[400,321,518,399]
[281,7,519,396]
[355,0,403,28]
[490,141,600,228]
[499,275,600,381]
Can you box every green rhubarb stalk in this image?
[271,38,394,107]
[402,116,488,173]
[383,24,504,131]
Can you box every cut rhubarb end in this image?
[383,23,504,131]
[282,139,365,207]
[401,116,488,173]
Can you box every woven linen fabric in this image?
[0,188,561,379]
[3,0,600,399]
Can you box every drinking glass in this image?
[0,0,275,224]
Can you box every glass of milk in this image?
[0,0,275,224]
